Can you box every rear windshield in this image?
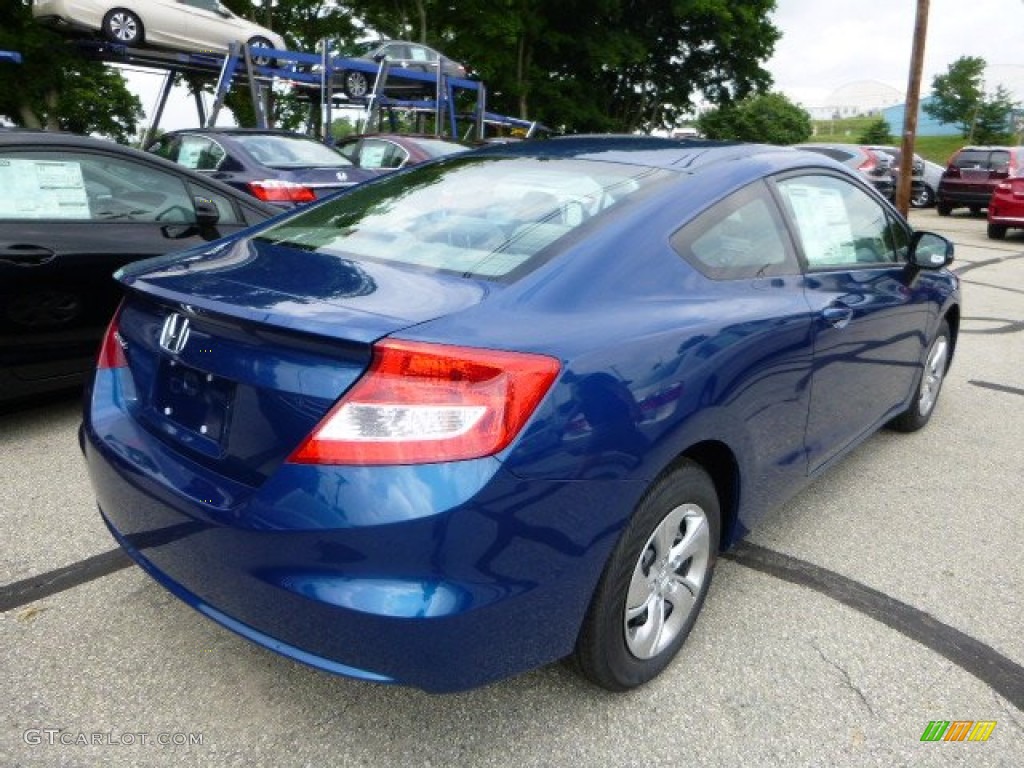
[254,155,672,279]
[233,134,353,169]
[416,139,471,158]
[951,149,1009,170]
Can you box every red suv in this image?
[936,146,1023,215]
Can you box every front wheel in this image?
[342,70,370,99]
[247,36,275,67]
[573,460,720,691]
[102,9,143,46]
[910,184,934,208]
[890,321,951,433]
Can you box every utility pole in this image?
[897,0,929,217]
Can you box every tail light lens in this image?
[96,305,127,370]
[858,151,877,173]
[290,339,560,465]
[247,179,317,204]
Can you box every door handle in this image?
[0,244,57,266]
[822,304,854,329]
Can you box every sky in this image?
[768,0,1024,108]
[123,0,1024,132]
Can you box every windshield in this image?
[234,135,354,169]
[255,156,672,280]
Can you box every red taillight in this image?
[96,306,127,369]
[247,179,317,203]
[858,152,876,172]
[289,339,561,465]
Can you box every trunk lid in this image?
[111,237,489,485]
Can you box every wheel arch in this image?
[943,303,960,367]
[678,440,741,550]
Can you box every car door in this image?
[143,0,207,52]
[0,145,258,398]
[177,0,243,51]
[670,180,815,511]
[775,173,930,472]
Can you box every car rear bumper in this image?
[83,370,637,691]
[937,187,994,208]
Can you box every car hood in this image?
[116,236,492,344]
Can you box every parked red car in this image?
[986,176,1024,239]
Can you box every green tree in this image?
[858,118,892,145]
[924,56,985,136]
[347,0,780,133]
[972,85,1018,144]
[696,92,811,144]
[0,1,142,141]
[924,56,1018,141]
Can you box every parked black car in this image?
[148,129,377,208]
[0,131,277,406]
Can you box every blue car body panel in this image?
[83,138,960,691]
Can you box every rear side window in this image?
[671,181,798,280]
[175,136,226,171]
[255,156,673,279]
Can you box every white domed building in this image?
[805,81,905,120]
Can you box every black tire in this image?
[936,202,952,216]
[987,222,1007,240]
[573,460,720,691]
[342,70,370,99]
[910,185,934,208]
[102,9,143,46]
[890,320,951,433]
[247,36,275,67]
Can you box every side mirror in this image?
[908,231,953,269]
[194,196,220,227]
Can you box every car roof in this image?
[472,136,801,174]
[164,128,316,138]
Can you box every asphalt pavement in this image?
[1,207,1022,767]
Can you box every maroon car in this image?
[936,145,1023,216]
[335,133,471,172]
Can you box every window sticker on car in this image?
[781,182,856,265]
[177,137,209,170]
[360,145,388,168]
[0,158,90,220]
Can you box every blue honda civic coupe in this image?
[82,137,960,692]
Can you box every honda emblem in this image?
[159,312,191,355]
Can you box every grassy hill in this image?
[808,117,964,165]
